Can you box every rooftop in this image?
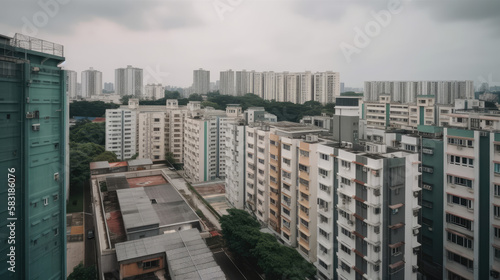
[117,187,160,231]
[109,161,128,168]
[90,161,110,170]
[115,229,225,280]
[128,158,153,166]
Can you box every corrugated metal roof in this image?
[115,229,226,280]
[117,188,160,231]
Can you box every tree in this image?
[201,101,220,109]
[70,122,106,145]
[70,101,119,118]
[188,93,204,101]
[165,152,176,165]
[120,95,134,105]
[93,151,118,162]
[69,142,105,186]
[220,209,316,279]
[68,263,97,280]
[165,90,181,99]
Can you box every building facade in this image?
[115,65,143,97]
[105,108,137,160]
[220,69,235,96]
[81,67,102,98]
[193,68,210,95]
[0,33,67,280]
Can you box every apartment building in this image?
[235,69,254,96]
[193,68,210,95]
[443,127,497,280]
[0,33,67,280]
[314,71,341,104]
[66,69,77,99]
[223,118,246,208]
[263,71,276,100]
[144,84,164,100]
[364,80,474,104]
[362,95,437,130]
[115,65,143,97]
[253,72,263,98]
[335,148,421,280]
[81,67,102,98]
[220,69,235,96]
[105,108,137,160]
[183,106,241,182]
[106,99,188,162]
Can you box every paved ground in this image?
[66,241,84,277]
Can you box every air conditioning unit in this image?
[491,270,500,279]
[32,124,40,131]
[348,220,354,225]
[413,191,419,197]
[342,199,346,205]
[54,173,59,181]
[374,189,380,196]
[372,170,379,177]
[26,112,35,119]
[413,228,419,235]
[412,266,418,273]
[428,227,433,232]
[32,66,40,72]
[363,167,368,172]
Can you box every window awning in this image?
[389,260,405,269]
[388,242,404,249]
[389,203,404,209]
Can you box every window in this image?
[283,183,290,191]
[53,194,59,201]
[142,260,160,269]
[283,144,291,151]
[495,248,500,260]
[449,155,474,167]
[446,213,473,231]
[340,177,351,186]
[154,118,160,122]
[283,208,290,216]
[319,183,330,194]
[495,227,500,239]
[283,158,291,165]
[341,160,351,169]
[447,251,473,270]
[319,153,329,161]
[319,228,329,239]
[258,147,265,153]
[153,127,160,131]
[496,185,500,197]
[54,228,59,236]
[495,206,500,218]
[392,246,402,256]
[340,261,350,273]
[447,194,473,209]
[447,175,473,188]
[319,168,328,176]
[340,244,351,255]
[300,218,309,228]
[248,143,254,149]
[341,227,351,238]
[282,170,291,179]
[448,137,473,147]
[298,164,309,173]
[282,219,290,229]
[496,163,500,174]
[299,150,309,157]
[447,231,473,249]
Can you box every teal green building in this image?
[0,34,67,279]
[417,125,444,280]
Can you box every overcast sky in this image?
[1,0,499,88]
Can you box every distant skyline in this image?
[1,0,499,88]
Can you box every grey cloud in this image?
[0,0,203,34]
[417,0,500,23]
[292,0,393,22]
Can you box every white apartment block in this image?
[115,65,143,97]
[235,70,254,96]
[220,69,235,96]
[193,68,210,95]
[105,109,136,160]
[442,128,500,280]
[263,71,276,100]
[144,84,164,100]
[66,70,77,99]
[183,106,241,182]
[314,71,341,104]
[253,72,263,98]
[275,72,286,102]
[362,95,436,130]
[300,71,314,104]
[364,80,474,104]
[81,67,102,98]
[285,73,300,103]
[223,118,246,209]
